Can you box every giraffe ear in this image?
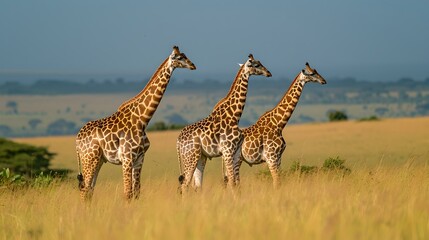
[238,63,243,67]
[172,46,180,54]
[305,62,313,72]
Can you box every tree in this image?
[46,119,76,135]
[165,113,188,125]
[327,110,348,122]
[6,101,18,114]
[375,107,389,116]
[0,125,12,137]
[0,138,55,176]
[416,101,429,114]
[28,119,42,130]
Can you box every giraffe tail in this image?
[76,149,84,190]
[176,139,185,185]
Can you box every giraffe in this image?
[230,62,326,187]
[76,46,196,201]
[177,54,272,193]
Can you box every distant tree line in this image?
[1,77,429,97]
[0,118,79,138]
[2,77,429,137]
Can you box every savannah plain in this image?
[1,116,428,239]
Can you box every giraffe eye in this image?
[172,54,182,60]
[254,63,260,68]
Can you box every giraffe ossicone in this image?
[176,54,272,194]
[75,46,196,201]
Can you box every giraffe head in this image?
[169,46,196,70]
[300,62,327,84]
[242,54,272,77]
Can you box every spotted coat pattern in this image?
[76,46,196,201]
[232,63,327,187]
[177,54,272,193]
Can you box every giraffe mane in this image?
[211,63,246,111]
[118,57,170,111]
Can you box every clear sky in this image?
[1,0,428,82]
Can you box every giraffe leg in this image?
[221,160,228,187]
[222,153,236,189]
[130,153,144,199]
[180,146,201,195]
[224,152,242,186]
[193,156,207,191]
[232,148,243,186]
[79,156,103,201]
[266,155,281,189]
[131,166,142,199]
[233,158,243,186]
[178,139,205,194]
[122,160,134,201]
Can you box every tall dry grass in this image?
[1,166,428,239]
[3,117,428,239]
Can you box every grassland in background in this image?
[1,117,429,239]
[0,93,422,136]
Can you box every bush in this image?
[289,161,318,175]
[0,168,65,189]
[256,168,286,180]
[322,156,351,175]
[0,138,69,179]
[358,115,380,121]
[32,171,57,188]
[327,110,348,122]
[0,168,25,187]
[0,138,55,177]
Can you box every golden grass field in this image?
[1,117,429,239]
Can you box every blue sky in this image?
[1,1,428,82]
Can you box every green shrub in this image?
[0,168,25,186]
[322,156,351,175]
[0,138,69,189]
[256,168,286,180]
[256,157,352,179]
[0,138,55,177]
[1,168,65,189]
[289,161,318,175]
[358,115,380,121]
[32,172,56,188]
[327,110,348,122]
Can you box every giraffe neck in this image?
[211,65,250,122]
[117,57,173,127]
[264,73,305,130]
